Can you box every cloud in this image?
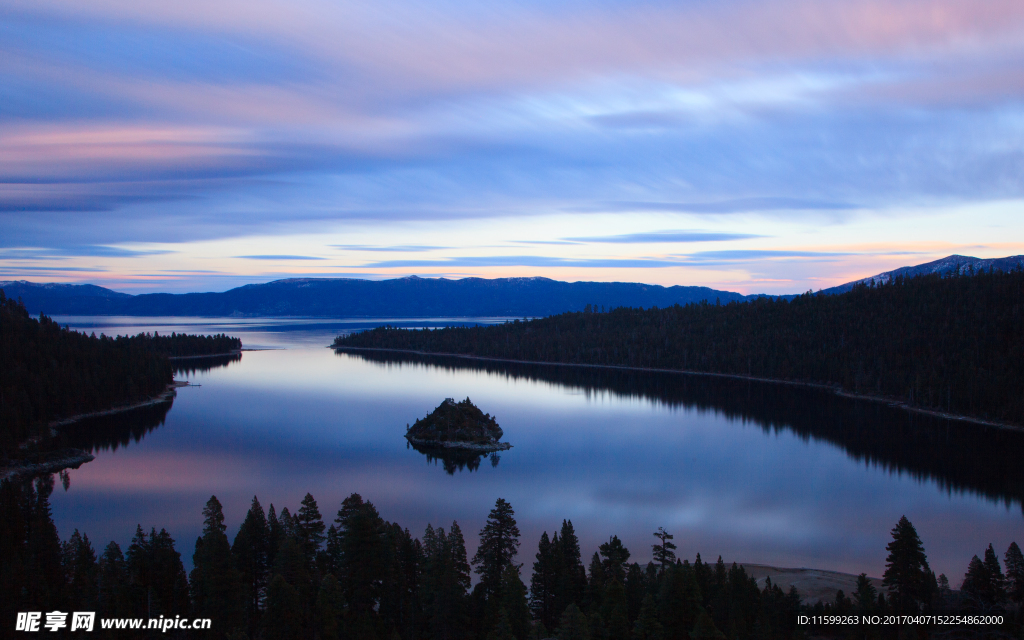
[363,255,687,269]
[330,245,450,252]
[0,265,107,273]
[568,198,859,214]
[0,245,173,258]
[565,231,763,243]
[1,0,1024,292]
[509,240,582,246]
[684,250,856,260]
[235,255,326,260]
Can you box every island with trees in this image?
[336,269,1024,428]
[406,397,511,452]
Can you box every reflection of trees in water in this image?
[56,400,174,453]
[345,350,1024,511]
[172,353,242,377]
[407,440,501,475]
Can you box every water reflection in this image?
[172,353,242,377]
[58,400,174,454]
[407,440,502,474]
[341,349,1024,512]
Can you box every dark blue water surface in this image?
[49,317,1023,583]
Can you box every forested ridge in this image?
[336,270,1024,426]
[0,291,240,453]
[3,479,1021,639]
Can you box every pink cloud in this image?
[12,0,1023,93]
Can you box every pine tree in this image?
[555,520,587,618]
[501,563,533,640]
[232,496,269,634]
[557,603,591,640]
[631,594,663,640]
[488,608,519,640]
[599,536,631,583]
[1005,542,1024,604]
[854,573,877,612]
[126,526,190,619]
[657,562,702,640]
[267,504,282,569]
[335,493,386,614]
[587,552,607,613]
[473,498,521,601]
[623,563,646,625]
[265,574,302,640]
[191,495,243,637]
[98,541,131,621]
[961,555,991,610]
[936,573,952,611]
[25,476,66,611]
[651,529,676,573]
[379,522,421,640]
[445,522,473,637]
[324,524,342,577]
[63,529,99,613]
[881,516,931,613]
[603,579,630,640]
[316,573,345,640]
[531,532,559,629]
[296,493,327,565]
[982,544,1006,603]
[0,480,28,627]
[689,611,725,640]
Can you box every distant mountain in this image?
[0,276,749,318]
[822,254,1024,294]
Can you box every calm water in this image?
[48,317,1023,583]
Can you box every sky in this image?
[2,0,1024,294]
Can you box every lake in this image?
[48,316,1023,585]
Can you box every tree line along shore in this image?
[2,480,1022,640]
[335,269,1024,428]
[0,291,241,455]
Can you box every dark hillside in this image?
[336,269,1024,426]
[0,291,242,454]
[0,292,172,452]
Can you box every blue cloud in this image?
[363,255,686,268]
[567,198,859,214]
[235,255,326,260]
[330,245,451,252]
[565,231,763,243]
[0,246,173,258]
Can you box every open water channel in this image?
[49,316,1023,583]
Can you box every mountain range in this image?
[820,254,1024,294]
[0,276,748,318]
[2,254,1021,318]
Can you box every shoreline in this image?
[406,436,512,452]
[6,381,187,477]
[167,349,242,360]
[336,346,1024,433]
[46,380,186,429]
[0,449,95,482]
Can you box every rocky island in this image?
[405,397,512,452]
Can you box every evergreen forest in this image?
[335,270,1024,426]
[0,291,241,454]
[2,479,1021,639]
